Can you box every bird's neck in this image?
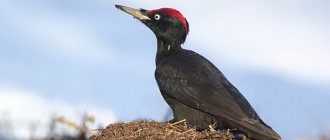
[156,39,182,65]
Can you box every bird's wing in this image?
[155,51,257,121]
[155,50,280,139]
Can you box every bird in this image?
[115,4,281,140]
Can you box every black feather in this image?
[155,48,281,140]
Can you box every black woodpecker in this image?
[115,5,281,140]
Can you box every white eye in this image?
[154,14,161,20]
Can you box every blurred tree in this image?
[47,112,95,140]
[0,112,14,140]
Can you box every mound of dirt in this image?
[90,119,235,140]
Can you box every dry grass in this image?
[89,119,235,140]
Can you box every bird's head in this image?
[115,5,189,45]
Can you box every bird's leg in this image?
[224,128,249,140]
[234,133,248,140]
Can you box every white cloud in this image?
[122,1,330,85]
[0,86,116,139]
[0,1,113,64]
[190,4,330,85]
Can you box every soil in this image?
[89,119,235,140]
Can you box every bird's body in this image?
[155,40,279,140]
[115,5,281,140]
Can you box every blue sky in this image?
[0,0,329,139]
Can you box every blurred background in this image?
[0,0,329,139]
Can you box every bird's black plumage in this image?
[155,42,279,139]
[115,5,281,140]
